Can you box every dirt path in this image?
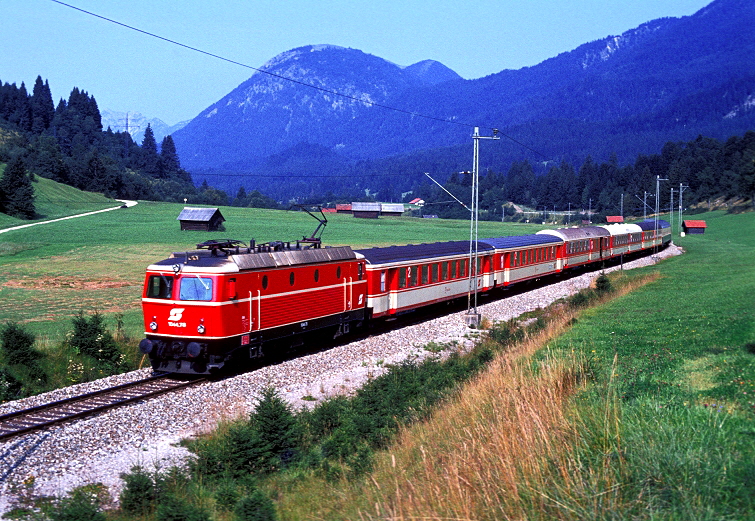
[0,200,137,235]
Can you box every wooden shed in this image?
[606,215,624,223]
[380,203,405,217]
[177,207,225,231]
[682,220,707,234]
[352,202,380,219]
[335,203,352,214]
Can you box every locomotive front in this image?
[139,248,242,374]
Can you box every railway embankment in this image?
[0,244,682,513]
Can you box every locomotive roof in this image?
[356,241,494,265]
[536,226,609,241]
[480,234,562,250]
[148,246,357,272]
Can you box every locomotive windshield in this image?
[146,275,173,299]
[179,276,213,301]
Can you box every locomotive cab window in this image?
[179,276,213,301]
[146,275,173,299]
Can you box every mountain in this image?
[100,110,189,144]
[172,0,755,198]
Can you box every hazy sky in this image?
[4,0,712,125]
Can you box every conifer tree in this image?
[140,124,159,177]
[0,157,36,219]
[31,76,54,134]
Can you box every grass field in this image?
[272,209,755,520]
[0,196,543,341]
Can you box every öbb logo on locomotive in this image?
[140,222,671,375]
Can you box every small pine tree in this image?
[595,273,613,294]
[249,387,301,470]
[69,311,122,369]
[233,489,278,521]
[0,157,36,219]
[119,466,156,516]
[0,321,43,367]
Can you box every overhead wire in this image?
[48,0,550,160]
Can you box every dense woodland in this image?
[0,76,754,221]
[0,77,218,218]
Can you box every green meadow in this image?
[0,195,542,341]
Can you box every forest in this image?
[1,76,753,220]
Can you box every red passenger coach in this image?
[140,240,366,374]
[356,241,496,318]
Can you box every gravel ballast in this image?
[0,245,682,511]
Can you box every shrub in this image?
[0,321,43,367]
[595,273,613,294]
[50,486,106,521]
[490,318,525,347]
[119,466,156,515]
[234,488,278,521]
[156,495,210,521]
[69,311,122,369]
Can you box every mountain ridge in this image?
[171,0,755,199]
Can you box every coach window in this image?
[442,262,448,280]
[411,266,418,286]
[179,276,213,301]
[421,265,428,284]
[380,271,386,292]
[431,264,438,283]
[146,275,173,299]
[399,267,407,289]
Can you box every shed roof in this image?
[380,203,405,213]
[683,220,707,228]
[176,207,224,222]
[352,202,381,212]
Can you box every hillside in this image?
[173,0,755,200]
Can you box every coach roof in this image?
[356,241,494,265]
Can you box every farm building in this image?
[352,202,381,219]
[682,220,707,234]
[409,197,425,207]
[335,204,352,214]
[606,216,624,223]
[380,203,405,217]
[177,207,225,231]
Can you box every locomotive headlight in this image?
[150,320,158,331]
[197,320,206,334]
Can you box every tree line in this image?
[0,76,226,219]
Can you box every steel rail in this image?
[0,374,206,441]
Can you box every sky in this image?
[4,0,713,126]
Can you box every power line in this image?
[48,0,550,160]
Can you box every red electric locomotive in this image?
[139,219,671,375]
[139,239,367,374]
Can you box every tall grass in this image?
[273,273,660,520]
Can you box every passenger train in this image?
[139,220,671,374]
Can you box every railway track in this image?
[0,374,206,442]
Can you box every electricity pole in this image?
[655,175,668,252]
[466,127,499,328]
[679,183,690,234]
